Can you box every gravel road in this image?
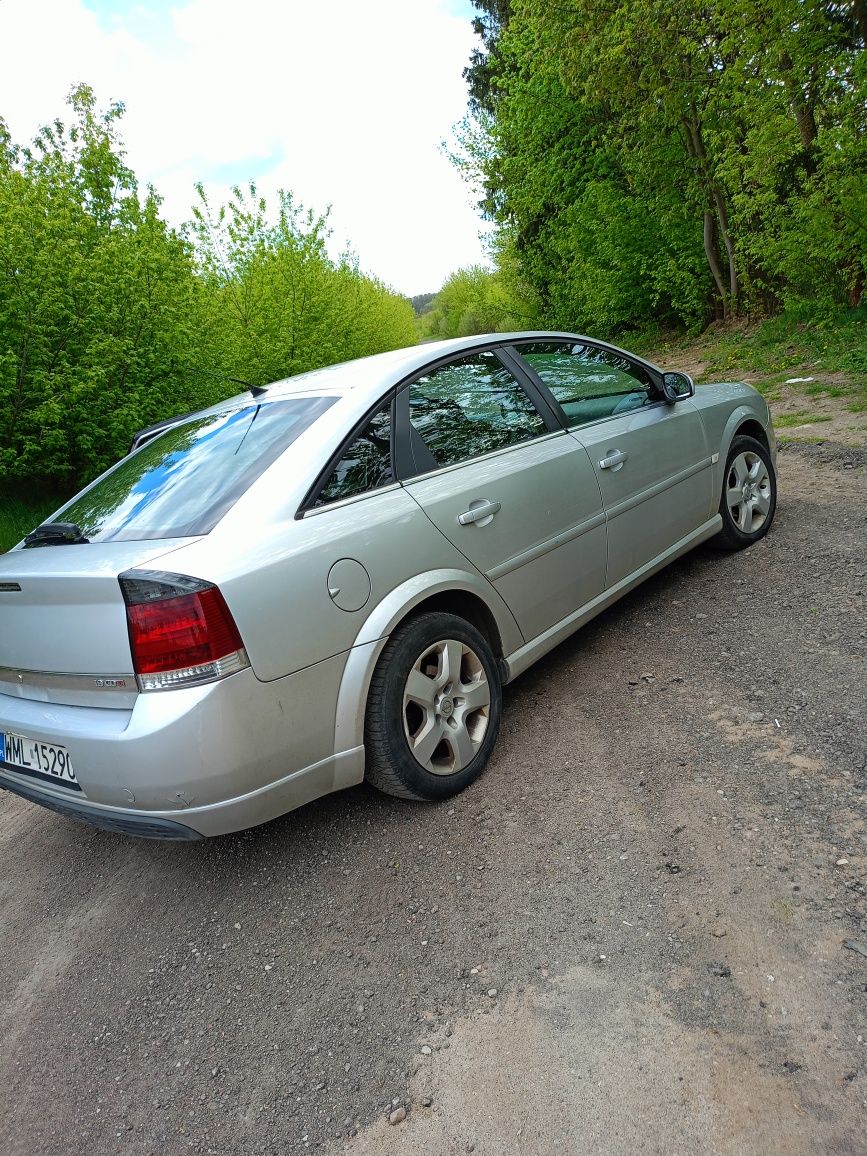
[2,442,865,1156]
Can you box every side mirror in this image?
[661,371,694,404]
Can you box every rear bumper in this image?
[0,745,364,838]
[0,772,201,839]
[0,654,365,838]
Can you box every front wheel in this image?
[716,434,777,550]
[364,611,502,801]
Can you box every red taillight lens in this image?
[120,570,249,691]
[127,587,244,674]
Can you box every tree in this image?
[0,85,205,491]
[421,265,536,338]
[0,89,418,495]
[189,184,416,385]
[458,0,867,329]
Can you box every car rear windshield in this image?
[57,397,336,542]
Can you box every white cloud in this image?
[0,0,491,294]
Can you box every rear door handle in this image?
[599,449,628,470]
[458,500,501,526]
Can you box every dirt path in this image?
[1,444,865,1156]
[653,346,867,449]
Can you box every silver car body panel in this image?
[162,489,523,685]
[0,333,776,836]
[571,399,713,586]
[0,658,361,836]
[403,430,607,640]
[502,513,723,680]
[0,537,198,707]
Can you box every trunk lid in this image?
[0,539,197,708]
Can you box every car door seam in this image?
[603,456,714,522]
[485,511,608,582]
[399,486,529,642]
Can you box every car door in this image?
[396,348,607,642]
[510,340,713,588]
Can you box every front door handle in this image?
[599,449,628,470]
[458,500,501,526]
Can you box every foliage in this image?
[420,264,538,339]
[460,0,867,332]
[189,185,415,387]
[0,495,61,554]
[0,88,416,495]
[410,292,436,316]
[637,304,867,388]
[0,86,207,491]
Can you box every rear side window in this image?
[316,402,393,506]
[59,397,335,542]
[408,351,547,470]
[515,342,653,427]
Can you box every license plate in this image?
[0,731,79,789]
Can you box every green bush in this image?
[0,88,417,496]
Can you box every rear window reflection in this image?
[59,398,335,542]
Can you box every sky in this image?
[0,0,491,296]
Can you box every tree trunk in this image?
[790,93,818,153]
[683,117,736,317]
[711,186,738,308]
[780,53,818,156]
[850,272,864,308]
[703,209,728,309]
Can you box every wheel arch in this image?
[715,406,775,493]
[732,417,769,450]
[332,570,522,769]
[398,589,505,660]
[716,415,778,549]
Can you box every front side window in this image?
[316,401,393,505]
[57,397,335,542]
[515,342,654,428]
[408,351,547,470]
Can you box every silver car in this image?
[0,333,777,838]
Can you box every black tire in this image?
[716,434,777,551]
[365,611,502,801]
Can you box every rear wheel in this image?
[716,434,777,550]
[365,611,502,801]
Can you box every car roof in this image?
[233,334,504,403]
[217,331,664,409]
[132,331,665,453]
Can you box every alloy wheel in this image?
[402,639,491,775]
[726,450,772,535]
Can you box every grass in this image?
[631,305,867,402]
[802,383,849,397]
[699,313,866,383]
[773,412,834,428]
[629,309,866,450]
[0,496,60,554]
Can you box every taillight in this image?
[120,570,249,692]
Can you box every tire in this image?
[364,611,502,801]
[716,434,777,551]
